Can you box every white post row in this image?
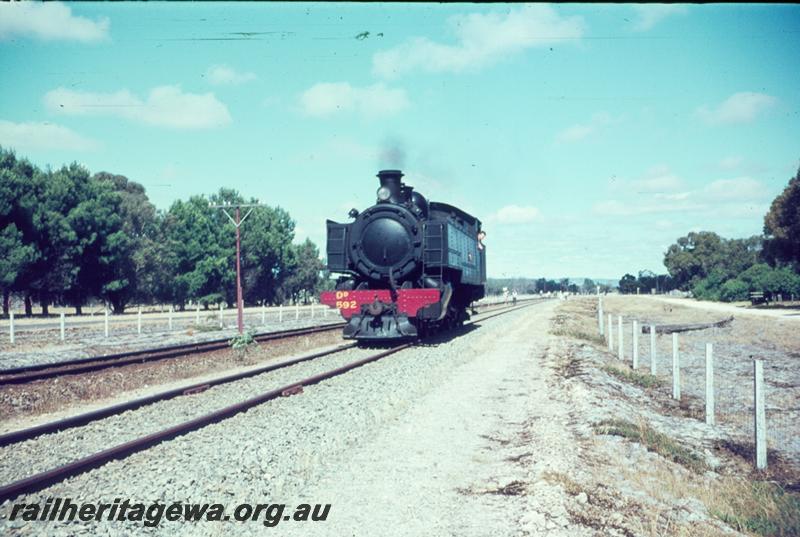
[60,312,65,342]
[754,359,767,470]
[607,313,613,351]
[138,307,142,335]
[598,297,604,336]
[672,333,680,399]
[617,315,623,361]
[8,311,14,344]
[632,320,639,369]
[650,325,656,375]
[104,309,109,338]
[705,343,715,425]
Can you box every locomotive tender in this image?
[320,169,486,341]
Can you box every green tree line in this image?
[0,147,324,316]
[619,165,800,301]
[487,277,607,295]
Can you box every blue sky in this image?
[1,3,798,280]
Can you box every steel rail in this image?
[0,343,357,448]
[0,323,345,385]
[0,300,545,448]
[0,299,547,502]
[0,343,411,503]
[0,299,542,385]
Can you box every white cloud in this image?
[373,5,584,78]
[0,120,98,151]
[205,65,256,86]
[594,174,769,218]
[555,112,614,143]
[631,165,684,192]
[696,92,777,125]
[0,2,109,42]
[592,199,705,217]
[44,86,232,129]
[299,82,409,119]
[555,124,593,143]
[702,177,768,202]
[632,5,687,31]
[718,155,743,170]
[490,205,541,224]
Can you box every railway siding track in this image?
[0,301,546,504]
[0,298,537,386]
[0,323,345,385]
[0,344,408,503]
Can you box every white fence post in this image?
[104,309,109,338]
[195,303,200,325]
[60,312,65,342]
[279,304,283,323]
[705,343,715,425]
[617,315,624,361]
[219,303,224,328]
[607,313,613,351]
[650,325,656,375]
[295,303,299,321]
[632,320,639,369]
[754,360,767,469]
[672,333,680,399]
[8,312,14,344]
[261,304,266,326]
[168,305,173,330]
[598,297,604,335]
[137,307,142,335]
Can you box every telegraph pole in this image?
[210,201,265,334]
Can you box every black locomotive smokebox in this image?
[349,203,422,281]
[361,217,411,266]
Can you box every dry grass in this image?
[594,419,708,473]
[620,455,800,537]
[543,470,730,537]
[601,364,662,389]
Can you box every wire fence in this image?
[1,303,334,348]
[597,296,799,473]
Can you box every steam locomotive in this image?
[320,170,486,341]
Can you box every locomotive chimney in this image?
[377,169,404,202]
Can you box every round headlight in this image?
[377,186,391,201]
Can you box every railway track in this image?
[0,298,540,386]
[0,300,546,503]
[0,323,345,385]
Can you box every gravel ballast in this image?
[0,304,550,536]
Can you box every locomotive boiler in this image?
[320,169,486,341]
